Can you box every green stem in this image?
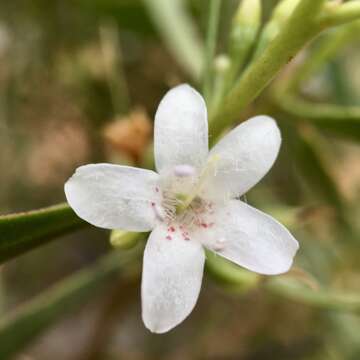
[0,203,88,264]
[0,246,142,360]
[319,1,360,28]
[202,0,221,101]
[276,94,360,142]
[209,55,231,116]
[209,0,326,139]
[266,277,360,312]
[253,0,300,60]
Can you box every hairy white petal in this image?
[205,116,281,200]
[203,200,299,275]
[142,225,205,333]
[154,84,208,173]
[65,164,160,231]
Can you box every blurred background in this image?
[0,0,360,359]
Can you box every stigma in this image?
[174,164,196,177]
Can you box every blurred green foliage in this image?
[0,0,360,358]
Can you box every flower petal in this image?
[65,164,160,231]
[154,84,208,173]
[205,116,281,200]
[141,225,205,333]
[203,200,299,275]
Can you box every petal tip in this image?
[250,114,281,134]
[169,83,205,104]
[173,82,196,92]
[267,239,300,275]
[142,312,176,334]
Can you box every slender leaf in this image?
[143,0,204,80]
[0,203,88,264]
[267,277,360,312]
[279,95,360,142]
[287,21,360,91]
[202,0,221,100]
[225,0,262,88]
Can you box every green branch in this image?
[253,0,300,59]
[209,0,326,139]
[0,247,142,359]
[0,203,88,264]
[319,1,360,28]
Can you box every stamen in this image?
[158,166,217,232]
[151,202,166,222]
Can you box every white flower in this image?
[65,84,299,334]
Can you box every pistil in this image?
[176,154,220,213]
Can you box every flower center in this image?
[174,154,220,214]
[154,159,219,234]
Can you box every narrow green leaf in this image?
[143,0,204,80]
[287,20,360,91]
[267,277,360,312]
[0,203,88,264]
[319,0,360,28]
[202,0,221,101]
[0,246,142,359]
[279,95,360,142]
[226,0,262,85]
